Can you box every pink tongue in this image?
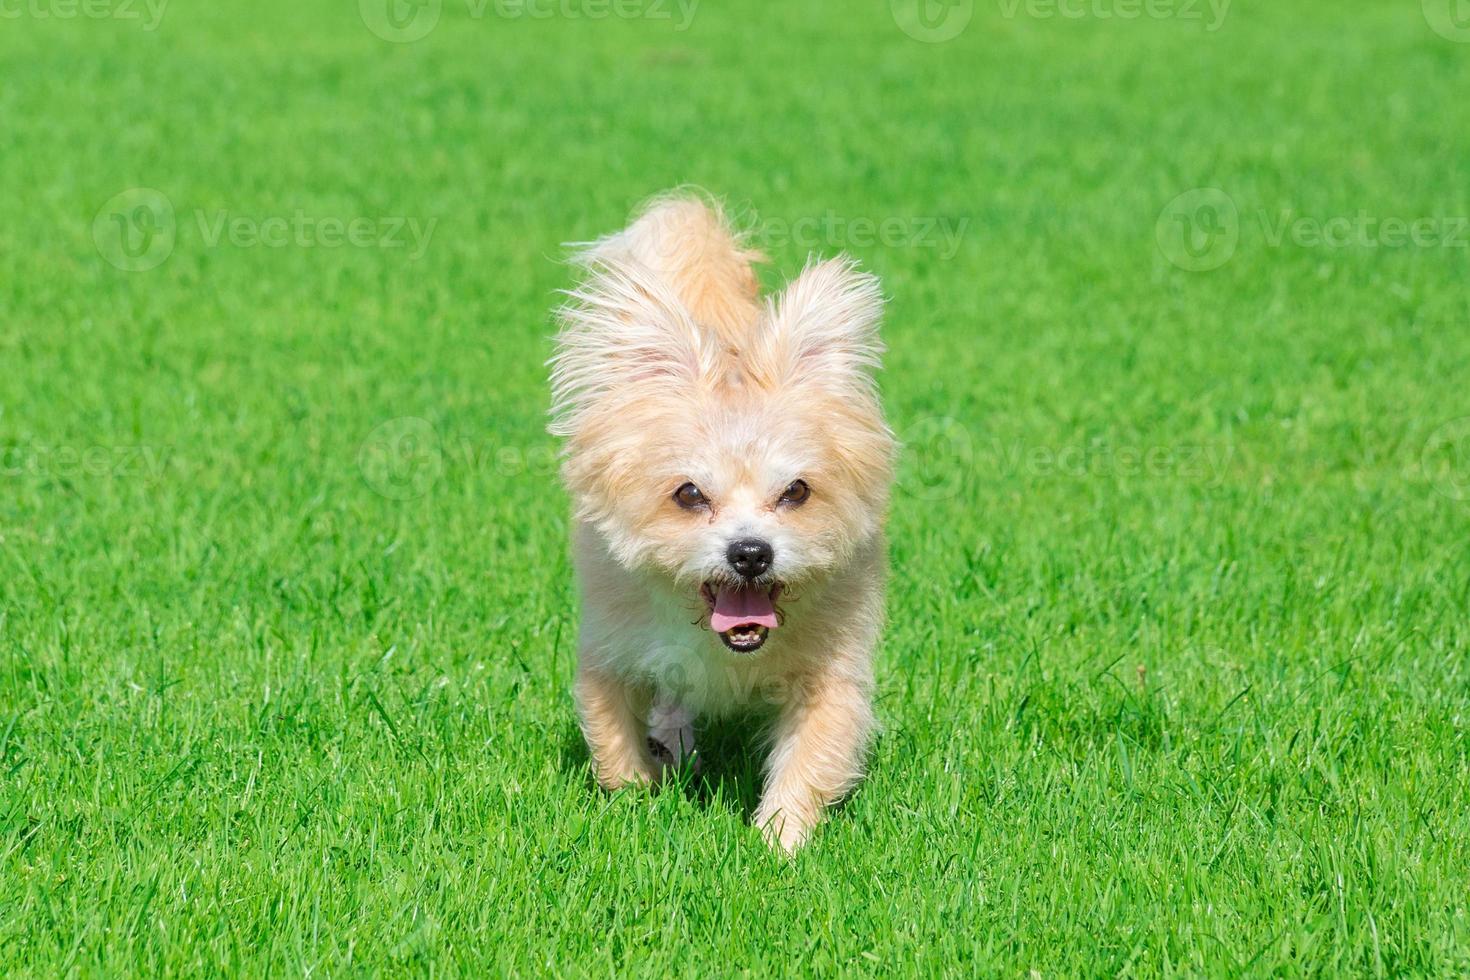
[710,587,779,633]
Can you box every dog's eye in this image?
[673,482,708,510]
[778,479,810,507]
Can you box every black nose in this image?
[726,538,773,579]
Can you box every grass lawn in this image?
[3,0,1470,973]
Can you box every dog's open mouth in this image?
[701,582,781,653]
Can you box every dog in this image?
[548,193,894,852]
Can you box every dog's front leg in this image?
[753,663,875,853]
[575,661,661,790]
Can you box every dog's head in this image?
[550,256,893,652]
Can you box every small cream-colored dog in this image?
[549,193,894,852]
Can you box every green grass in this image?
[3,0,1470,974]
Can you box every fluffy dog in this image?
[549,194,894,852]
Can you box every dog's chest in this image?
[594,593,781,715]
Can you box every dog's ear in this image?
[756,256,884,396]
[549,256,715,438]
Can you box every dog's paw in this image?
[593,761,660,791]
[647,703,698,773]
[646,734,702,775]
[590,748,663,791]
[754,804,815,855]
[646,735,676,768]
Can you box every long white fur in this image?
[548,256,716,439]
[757,256,886,398]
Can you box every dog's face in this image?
[552,257,892,651]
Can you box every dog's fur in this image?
[549,193,894,852]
